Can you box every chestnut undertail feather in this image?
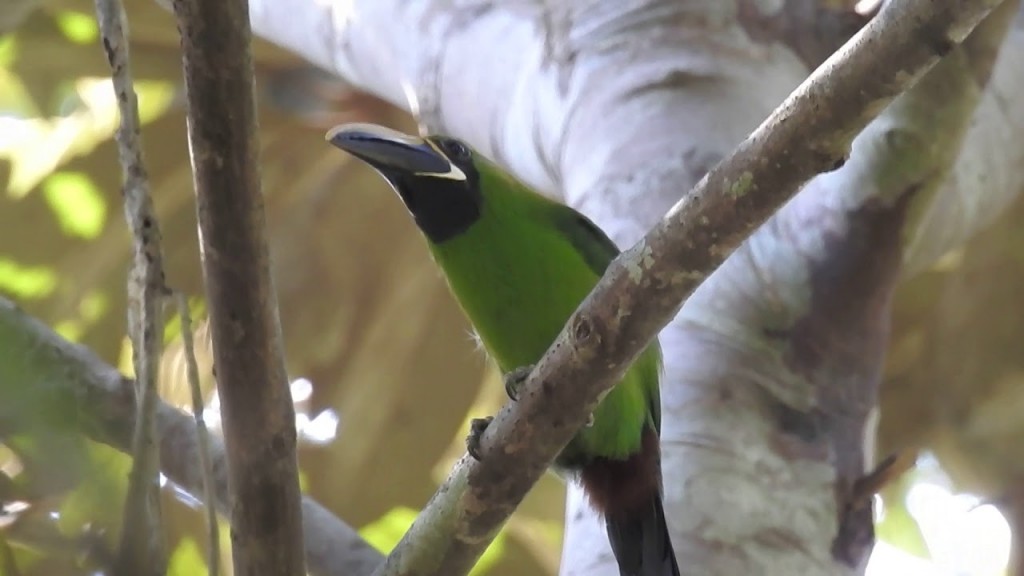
[581,429,681,576]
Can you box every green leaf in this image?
[0,37,17,68]
[359,507,418,554]
[877,501,931,558]
[1,78,176,198]
[0,260,57,300]
[54,12,99,46]
[359,507,507,575]
[53,291,108,343]
[877,473,931,559]
[470,530,506,576]
[56,442,131,546]
[135,80,176,124]
[168,537,208,576]
[163,296,205,345]
[42,172,107,240]
[0,64,38,118]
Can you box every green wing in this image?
[552,205,663,432]
[553,207,620,275]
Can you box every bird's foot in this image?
[503,364,535,401]
[466,416,494,461]
[585,412,595,428]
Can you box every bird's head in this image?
[326,123,482,243]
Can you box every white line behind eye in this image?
[416,140,468,181]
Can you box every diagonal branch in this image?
[170,0,305,572]
[369,2,1004,575]
[0,297,383,576]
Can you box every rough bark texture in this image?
[242,0,1024,575]
[94,0,169,572]
[171,0,306,573]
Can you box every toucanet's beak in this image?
[326,123,450,176]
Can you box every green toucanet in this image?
[327,123,680,576]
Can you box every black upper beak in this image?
[325,123,451,176]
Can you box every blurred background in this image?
[0,2,1021,575]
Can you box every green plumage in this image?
[427,154,662,464]
[327,123,679,576]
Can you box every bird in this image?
[327,122,680,576]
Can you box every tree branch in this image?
[175,292,221,576]
[93,0,168,572]
[242,0,1024,573]
[170,0,305,572]
[563,0,1019,569]
[0,297,383,576]
[364,2,1003,575]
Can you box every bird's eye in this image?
[440,138,471,161]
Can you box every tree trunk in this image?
[246,1,1024,574]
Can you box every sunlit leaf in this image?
[163,296,205,345]
[877,472,931,559]
[0,260,57,300]
[53,292,109,343]
[167,537,208,576]
[1,78,177,198]
[359,507,506,575]
[877,497,931,559]
[2,433,87,505]
[117,337,134,378]
[471,530,506,576]
[359,506,417,554]
[56,442,131,546]
[54,12,99,46]
[0,37,17,67]
[42,172,107,239]
[52,321,83,343]
[0,68,38,118]
[135,81,176,125]
[79,291,108,322]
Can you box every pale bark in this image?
[248,1,1024,575]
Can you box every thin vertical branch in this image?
[93,1,168,575]
[175,292,220,576]
[170,0,306,572]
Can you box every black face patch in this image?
[382,159,482,244]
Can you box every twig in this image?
[170,0,306,573]
[370,1,1004,574]
[93,1,168,574]
[824,2,1017,563]
[851,452,918,507]
[175,292,220,576]
[0,296,383,576]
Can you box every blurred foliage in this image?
[881,187,1024,567]
[877,470,931,559]
[0,0,1021,575]
[359,507,508,576]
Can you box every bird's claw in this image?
[503,364,535,401]
[466,416,494,461]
